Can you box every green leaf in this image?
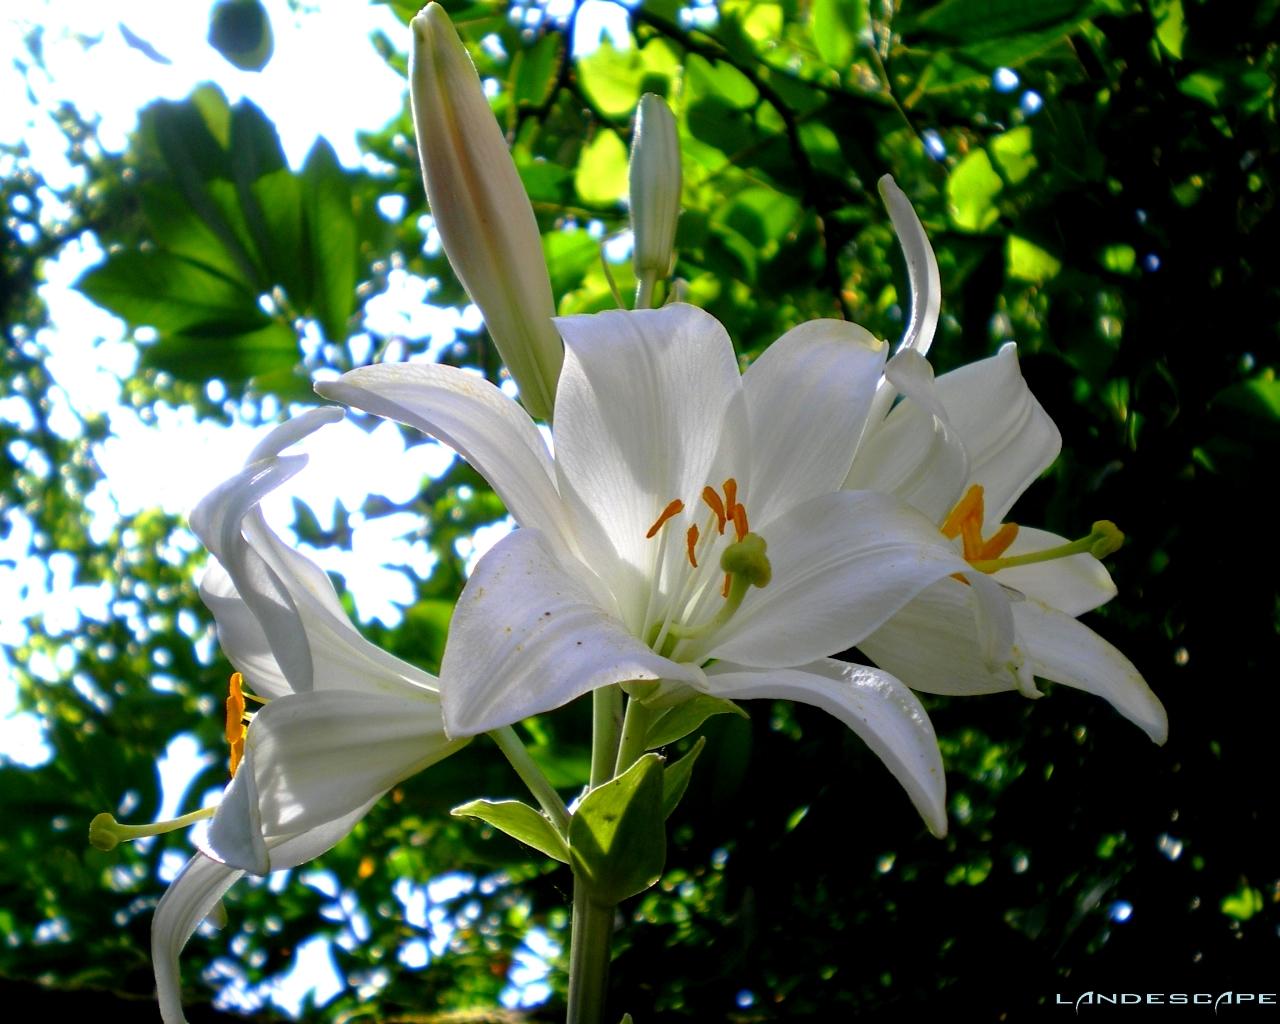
[947,149,1002,232]
[910,0,1091,42]
[452,798,570,863]
[569,753,666,904]
[990,126,1037,185]
[1006,235,1061,283]
[1151,0,1185,59]
[512,32,563,110]
[1220,884,1263,921]
[645,695,747,749]
[812,0,867,69]
[140,321,304,394]
[661,736,706,818]
[301,139,358,343]
[574,130,629,207]
[78,250,263,333]
[578,40,680,118]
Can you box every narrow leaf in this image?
[453,798,570,863]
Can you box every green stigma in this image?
[720,533,772,587]
[88,806,217,852]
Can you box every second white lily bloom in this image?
[849,176,1167,744]
[319,303,1018,836]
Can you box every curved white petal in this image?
[864,176,941,430]
[245,406,345,464]
[206,691,464,873]
[846,349,969,523]
[440,527,704,737]
[859,578,1023,696]
[157,801,376,1022]
[994,527,1117,616]
[934,343,1061,524]
[700,491,989,668]
[743,318,887,527]
[193,456,314,693]
[315,363,572,552]
[1014,599,1168,744]
[153,853,243,1024]
[552,304,748,631]
[705,659,947,837]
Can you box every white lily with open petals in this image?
[153,408,466,1024]
[848,179,1166,743]
[319,303,1017,836]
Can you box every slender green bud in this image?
[410,3,563,420]
[629,94,682,293]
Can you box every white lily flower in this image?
[149,407,467,1024]
[848,177,1167,744]
[319,303,1019,836]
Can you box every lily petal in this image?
[994,526,1117,616]
[553,304,748,630]
[705,659,947,838]
[441,527,704,737]
[153,853,244,1024]
[206,690,465,873]
[846,349,970,523]
[934,342,1061,525]
[864,175,941,430]
[315,363,572,553]
[155,801,375,1024]
[859,578,1021,697]
[743,318,887,527]
[700,491,990,668]
[1014,599,1168,744]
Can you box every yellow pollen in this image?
[942,484,1019,565]
[686,523,700,568]
[701,486,727,534]
[225,672,248,778]
[645,498,685,539]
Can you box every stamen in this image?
[731,503,749,542]
[977,522,1019,561]
[721,573,731,598]
[645,498,685,539]
[941,484,984,540]
[701,486,727,534]
[226,672,248,778]
[686,524,700,568]
[722,478,738,516]
[88,806,217,852]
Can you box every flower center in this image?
[942,483,1124,575]
[640,477,770,659]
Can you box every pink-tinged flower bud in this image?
[410,3,562,420]
[629,94,681,297]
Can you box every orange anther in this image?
[721,572,731,598]
[941,484,985,540]
[225,673,246,746]
[645,498,685,539]
[978,522,1020,561]
[701,486,727,534]
[226,672,247,778]
[686,524,700,568]
[731,504,749,542]
[722,478,738,516]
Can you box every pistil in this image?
[969,521,1124,573]
[89,806,216,852]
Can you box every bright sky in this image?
[0,0,629,1014]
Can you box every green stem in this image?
[566,882,615,1024]
[635,270,657,310]
[489,725,570,834]
[590,687,623,789]
[613,697,656,776]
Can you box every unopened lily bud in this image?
[410,3,562,420]
[629,93,681,291]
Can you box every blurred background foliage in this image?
[1,0,1277,1019]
